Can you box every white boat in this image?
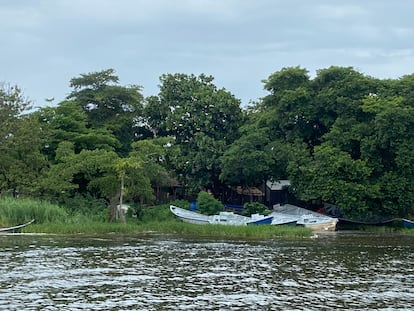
[272,204,338,231]
[170,205,273,226]
[297,214,338,231]
[169,205,210,224]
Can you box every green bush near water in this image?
[137,204,175,222]
[242,202,270,216]
[197,191,224,215]
[57,193,108,220]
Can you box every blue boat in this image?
[402,218,414,229]
[247,214,274,225]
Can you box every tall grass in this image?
[148,221,313,239]
[0,197,68,226]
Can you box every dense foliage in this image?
[242,202,270,217]
[1,67,414,220]
[196,191,224,215]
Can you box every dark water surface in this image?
[0,232,413,310]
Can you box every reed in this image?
[0,197,68,226]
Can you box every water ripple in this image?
[0,233,413,310]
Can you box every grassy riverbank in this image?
[1,197,313,238]
[5,197,412,237]
[24,221,313,238]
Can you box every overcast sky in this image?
[1,0,414,108]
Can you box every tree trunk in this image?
[108,189,121,222]
[119,175,126,224]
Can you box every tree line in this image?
[1,66,413,220]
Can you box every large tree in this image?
[156,73,244,195]
[67,69,145,156]
[284,70,414,218]
[228,66,414,219]
[287,143,374,218]
[0,83,48,196]
[359,95,414,216]
[220,126,272,189]
[36,101,120,161]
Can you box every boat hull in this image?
[0,219,35,234]
[180,218,210,225]
[272,204,338,231]
[247,215,274,225]
[273,220,297,226]
[299,218,338,231]
[169,206,210,224]
[402,218,414,229]
[269,212,299,226]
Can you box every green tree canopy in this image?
[67,69,145,156]
[36,101,120,161]
[220,127,272,187]
[157,73,244,195]
[0,83,47,196]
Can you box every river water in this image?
[0,232,413,310]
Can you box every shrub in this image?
[169,199,190,209]
[140,204,175,222]
[57,193,107,218]
[197,191,224,215]
[242,202,270,216]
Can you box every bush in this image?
[169,199,190,209]
[197,191,224,215]
[56,193,107,218]
[140,204,175,222]
[242,202,270,216]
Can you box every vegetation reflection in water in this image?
[0,233,413,310]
